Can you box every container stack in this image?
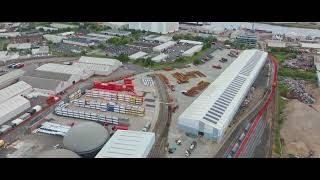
[69,90,82,101]
[85,89,143,105]
[54,106,129,126]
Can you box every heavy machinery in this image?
[0,140,5,148]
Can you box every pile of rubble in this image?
[281,77,315,104]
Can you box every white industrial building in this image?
[0,81,33,104]
[144,35,172,43]
[267,41,287,48]
[129,51,148,60]
[0,51,20,65]
[74,56,122,76]
[31,46,49,56]
[0,32,20,38]
[35,26,59,32]
[63,38,95,47]
[179,39,203,45]
[7,43,32,50]
[43,34,65,43]
[102,22,129,30]
[0,96,31,126]
[129,22,179,34]
[50,23,78,29]
[182,44,203,57]
[152,53,168,62]
[177,49,268,141]
[0,69,25,90]
[153,41,176,52]
[20,69,82,95]
[300,43,320,49]
[95,130,155,158]
[36,63,93,80]
[85,33,114,42]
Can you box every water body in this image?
[207,22,320,37]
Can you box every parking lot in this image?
[164,43,194,61]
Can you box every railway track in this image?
[148,74,171,158]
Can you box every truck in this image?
[244,122,251,132]
[231,143,240,154]
[142,121,151,132]
[168,144,177,154]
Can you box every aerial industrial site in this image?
[0,22,319,158]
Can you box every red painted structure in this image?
[234,54,278,158]
[112,125,128,131]
[93,78,135,92]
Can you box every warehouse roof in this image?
[73,62,110,73]
[0,81,32,104]
[0,69,25,87]
[154,35,172,43]
[78,56,122,66]
[182,44,203,55]
[152,53,168,62]
[0,95,30,125]
[7,43,32,50]
[37,149,80,158]
[24,70,72,81]
[95,130,155,158]
[19,76,63,91]
[301,43,320,49]
[36,63,86,76]
[267,41,286,48]
[129,51,148,60]
[178,49,268,136]
[179,39,203,45]
[153,41,176,51]
[63,122,110,154]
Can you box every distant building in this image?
[129,22,179,34]
[267,41,287,48]
[63,38,95,47]
[100,30,131,37]
[7,43,32,50]
[143,35,172,43]
[50,23,78,29]
[235,35,257,45]
[151,53,168,62]
[31,46,49,56]
[0,69,25,90]
[102,22,129,30]
[43,34,65,43]
[0,51,20,65]
[10,31,43,44]
[35,26,59,32]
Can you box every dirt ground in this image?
[281,83,320,157]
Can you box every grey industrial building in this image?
[63,122,110,157]
[20,70,75,95]
[0,69,25,90]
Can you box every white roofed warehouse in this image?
[182,44,203,57]
[153,41,176,52]
[74,56,122,76]
[0,96,31,126]
[177,49,268,141]
[95,130,155,158]
[0,81,33,104]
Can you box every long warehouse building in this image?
[0,95,31,126]
[177,49,268,141]
[0,81,33,104]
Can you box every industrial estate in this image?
[0,22,319,158]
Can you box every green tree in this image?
[117,53,130,63]
[193,59,201,65]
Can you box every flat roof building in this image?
[0,81,32,104]
[0,69,25,90]
[182,44,203,57]
[7,43,31,50]
[102,22,129,30]
[153,41,176,52]
[43,34,65,43]
[267,41,287,48]
[95,130,155,158]
[36,63,93,80]
[0,95,31,126]
[63,38,95,47]
[75,56,122,75]
[129,51,148,60]
[50,23,78,29]
[101,30,131,37]
[129,22,179,34]
[151,53,168,62]
[179,39,203,45]
[300,43,320,49]
[177,49,268,141]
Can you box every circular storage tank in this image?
[37,149,80,158]
[63,122,110,157]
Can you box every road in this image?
[148,74,171,158]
